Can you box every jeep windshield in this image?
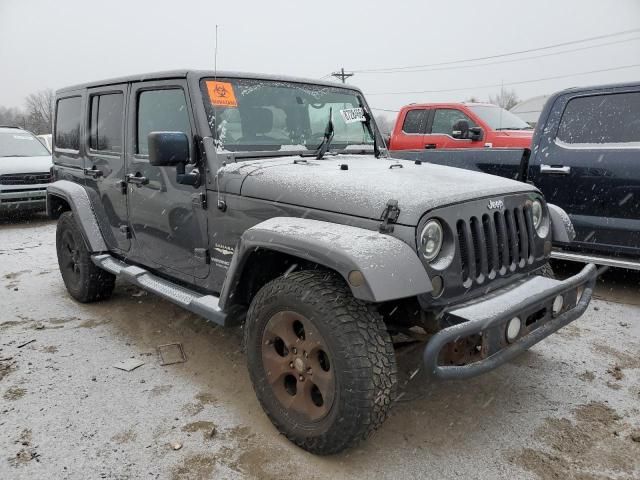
[467,105,533,131]
[200,78,375,156]
[0,131,51,157]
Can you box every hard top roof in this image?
[56,70,357,95]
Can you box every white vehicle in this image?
[0,126,53,213]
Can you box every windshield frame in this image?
[0,130,51,158]
[199,76,383,160]
[467,105,532,131]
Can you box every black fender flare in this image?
[46,180,108,252]
[219,217,433,309]
[547,203,576,243]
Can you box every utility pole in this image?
[331,67,354,84]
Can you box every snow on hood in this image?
[229,155,537,226]
[0,155,52,175]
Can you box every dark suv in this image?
[47,70,597,454]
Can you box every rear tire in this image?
[56,211,115,303]
[244,270,397,455]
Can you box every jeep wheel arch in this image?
[219,217,433,310]
[47,180,108,252]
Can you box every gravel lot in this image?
[1,214,639,480]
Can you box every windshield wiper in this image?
[360,102,384,158]
[315,107,334,160]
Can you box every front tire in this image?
[56,211,115,303]
[245,270,397,455]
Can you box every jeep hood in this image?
[221,155,537,226]
[0,155,52,175]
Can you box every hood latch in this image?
[379,199,400,233]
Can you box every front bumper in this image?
[0,188,47,211]
[423,263,598,380]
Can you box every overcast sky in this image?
[1,0,639,117]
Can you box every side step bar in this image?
[92,254,227,326]
[551,249,640,271]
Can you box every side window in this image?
[55,96,81,151]
[430,109,476,135]
[557,92,640,145]
[89,93,124,153]
[137,89,190,155]
[402,109,428,134]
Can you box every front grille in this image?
[457,206,535,285]
[0,172,51,185]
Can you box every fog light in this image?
[552,295,564,316]
[506,317,521,343]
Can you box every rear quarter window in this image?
[556,91,640,146]
[55,96,82,151]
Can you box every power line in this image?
[366,63,640,96]
[357,36,640,74]
[370,107,399,113]
[353,28,640,73]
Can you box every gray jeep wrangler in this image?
[47,70,597,454]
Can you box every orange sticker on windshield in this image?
[206,81,238,107]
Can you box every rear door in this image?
[425,108,483,149]
[85,85,130,252]
[125,80,209,280]
[391,108,428,150]
[529,88,640,255]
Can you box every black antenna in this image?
[213,24,220,146]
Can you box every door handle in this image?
[540,164,571,175]
[83,167,103,178]
[125,173,149,186]
[425,144,436,149]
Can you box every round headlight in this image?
[420,219,443,262]
[531,200,543,231]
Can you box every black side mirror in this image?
[148,131,200,187]
[469,126,483,141]
[148,131,189,167]
[452,120,470,139]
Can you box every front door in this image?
[125,80,209,279]
[426,108,483,149]
[529,88,640,255]
[85,85,130,252]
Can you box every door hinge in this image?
[194,248,210,264]
[379,199,400,233]
[119,225,132,239]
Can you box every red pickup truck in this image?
[388,102,534,150]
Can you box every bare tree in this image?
[374,114,395,138]
[24,89,54,134]
[488,88,519,110]
[0,106,27,128]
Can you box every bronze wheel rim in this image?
[261,310,335,422]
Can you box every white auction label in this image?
[340,108,366,124]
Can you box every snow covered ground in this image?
[1,215,639,479]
